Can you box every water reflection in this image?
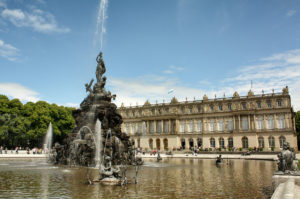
[0,159,276,199]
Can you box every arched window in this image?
[210,138,215,148]
[228,137,233,148]
[258,137,264,148]
[164,121,170,133]
[137,138,140,148]
[180,121,185,133]
[125,123,130,134]
[188,120,194,133]
[189,138,194,149]
[279,136,286,148]
[277,115,285,129]
[209,119,215,132]
[163,138,168,150]
[149,139,153,150]
[131,123,136,134]
[196,120,202,132]
[228,118,233,131]
[181,138,186,149]
[241,116,248,131]
[156,139,161,150]
[157,121,162,133]
[268,136,275,148]
[197,138,202,148]
[218,119,224,132]
[150,121,155,133]
[219,138,225,148]
[267,116,274,129]
[242,137,248,148]
[256,116,264,130]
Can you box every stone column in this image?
[284,114,289,129]
[154,120,157,134]
[233,116,236,131]
[169,119,171,134]
[215,118,219,132]
[263,115,267,130]
[248,115,251,131]
[161,120,164,134]
[147,121,150,134]
[238,115,241,131]
[253,115,257,131]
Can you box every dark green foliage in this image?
[0,95,75,148]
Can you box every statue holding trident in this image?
[96,52,106,83]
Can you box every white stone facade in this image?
[118,87,298,151]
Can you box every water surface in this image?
[0,158,276,199]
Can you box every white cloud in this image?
[286,10,296,17]
[0,83,40,102]
[109,49,300,111]
[163,65,184,74]
[0,39,19,61]
[65,103,79,108]
[1,7,70,33]
[0,0,6,8]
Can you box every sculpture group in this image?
[53,52,142,184]
[276,142,299,175]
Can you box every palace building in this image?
[117,86,297,151]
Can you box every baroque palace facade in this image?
[117,86,297,151]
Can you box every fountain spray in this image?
[95,0,109,51]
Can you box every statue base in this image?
[271,175,300,198]
[99,177,121,186]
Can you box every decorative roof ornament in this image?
[121,103,124,108]
[170,97,178,104]
[248,89,254,97]
[282,86,289,95]
[203,94,208,101]
[233,91,240,98]
[143,100,151,106]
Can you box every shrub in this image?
[271,147,275,152]
[229,147,232,151]
[259,147,264,152]
[209,148,212,151]
[239,147,242,152]
[248,147,253,152]
[218,147,221,151]
[199,148,203,151]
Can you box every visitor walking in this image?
[15,147,19,154]
[0,146,2,154]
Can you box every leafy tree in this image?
[0,96,75,148]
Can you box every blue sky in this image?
[0,0,300,110]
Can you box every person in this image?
[5,147,7,154]
[15,147,19,154]
[0,146,2,154]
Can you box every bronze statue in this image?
[96,52,106,83]
[276,142,299,174]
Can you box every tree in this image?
[0,96,76,148]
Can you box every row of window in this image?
[206,136,286,149]
[123,99,283,117]
[179,115,285,133]
[124,115,285,134]
[145,136,286,150]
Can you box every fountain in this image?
[43,122,53,154]
[53,52,142,185]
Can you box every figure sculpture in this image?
[54,51,141,185]
[276,142,299,175]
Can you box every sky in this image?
[0,0,300,110]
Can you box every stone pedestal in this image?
[271,175,300,199]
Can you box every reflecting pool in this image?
[0,158,276,199]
